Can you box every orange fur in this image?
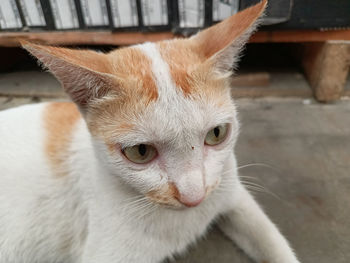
[158,39,205,95]
[156,0,266,97]
[23,43,159,150]
[108,47,158,102]
[146,182,181,206]
[23,43,158,105]
[146,181,220,207]
[44,102,81,176]
[86,93,142,144]
[86,47,160,142]
[157,39,231,106]
[84,49,162,145]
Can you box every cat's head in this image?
[23,0,266,208]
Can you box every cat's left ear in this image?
[191,0,267,74]
[22,42,119,111]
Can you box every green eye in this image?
[122,144,157,164]
[205,124,229,146]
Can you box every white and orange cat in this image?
[0,1,300,262]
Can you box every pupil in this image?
[138,144,147,156]
[214,127,220,137]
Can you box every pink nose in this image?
[177,194,205,207]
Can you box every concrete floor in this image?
[176,98,350,263]
[1,72,350,263]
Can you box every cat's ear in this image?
[191,0,267,74]
[22,42,118,110]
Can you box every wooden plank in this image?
[231,72,313,98]
[302,42,350,102]
[1,29,350,47]
[0,31,177,47]
[231,72,270,87]
[250,30,350,43]
[231,87,313,98]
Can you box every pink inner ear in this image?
[192,0,267,59]
[22,42,112,74]
[22,42,120,107]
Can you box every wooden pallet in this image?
[1,29,350,47]
[1,29,350,102]
[301,42,350,102]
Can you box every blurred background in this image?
[1,1,350,262]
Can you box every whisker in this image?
[221,168,236,176]
[124,199,152,212]
[132,203,158,222]
[238,163,275,170]
[241,181,282,201]
[122,200,155,220]
[141,203,158,217]
[120,195,147,205]
[123,197,149,206]
[240,180,265,189]
[120,201,149,215]
[216,164,284,203]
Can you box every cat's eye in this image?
[205,124,229,146]
[122,144,157,164]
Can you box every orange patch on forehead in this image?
[158,39,205,95]
[87,47,159,143]
[44,102,81,176]
[108,47,158,102]
[157,39,231,104]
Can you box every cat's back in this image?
[0,103,49,177]
[0,102,88,263]
[0,102,82,177]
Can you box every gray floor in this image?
[1,72,349,263]
[176,98,350,263]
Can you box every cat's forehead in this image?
[108,39,225,101]
[90,91,235,149]
[138,94,235,146]
[88,40,234,143]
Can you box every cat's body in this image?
[0,1,300,262]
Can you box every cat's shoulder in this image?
[0,101,82,146]
[0,101,81,120]
[0,101,85,177]
[42,101,81,129]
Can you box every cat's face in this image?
[86,42,239,208]
[23,0,266,208]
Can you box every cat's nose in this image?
[173,171,206,207]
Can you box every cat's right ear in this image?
[22,42,118,110]
[191,0,267,74]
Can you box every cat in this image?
[0,1,300,262]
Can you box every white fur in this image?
[0,104,87,262]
